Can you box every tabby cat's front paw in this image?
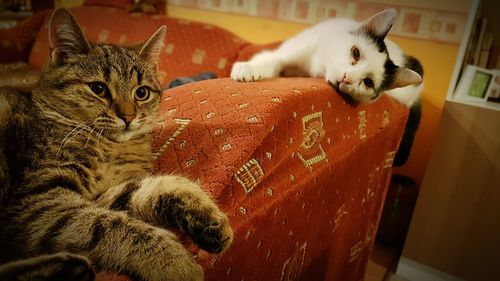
[39,252,95,281]
[55,253,95,281]
[155,177,234,253]
[187,208,233,253]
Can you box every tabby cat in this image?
[0,8,232,281]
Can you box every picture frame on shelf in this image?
[486,72,500,103]
[454,65,495,102]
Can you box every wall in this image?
[165,0,473,186]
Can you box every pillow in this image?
[29,6,248,85]
[83,0,166,14]
[0,10,50,63]
[83,0,133,10]
[0,62,39,91]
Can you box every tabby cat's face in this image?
[41,45,161,142]
[36,10,166,142]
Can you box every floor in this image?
[364,242,409,281]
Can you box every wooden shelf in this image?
[447,97,500,111]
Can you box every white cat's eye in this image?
[88,82,109,98]
[135,86,150,101]
[363,78,374,88]
[351,46,360,63]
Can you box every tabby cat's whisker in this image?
[96,129,104,149]
[84,125,96,148]
[57,122,88,155]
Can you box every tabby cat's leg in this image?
[7,188,203,281]
[0,252,94,281]
[95,175,233,253]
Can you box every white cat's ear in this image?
[138,26,166,66]
[49,8,91,64]
[388,67,422,89]
[359,9,397,39]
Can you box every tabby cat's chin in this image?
[107,126,152,142]
[108,131,139,142]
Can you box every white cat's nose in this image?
[342,73,352,84]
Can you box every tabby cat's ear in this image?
[48,8,91,64]
[138,26,166,66]
[387,67,422,90]
[359,9,397,39]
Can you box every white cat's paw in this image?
[231,62,274,82]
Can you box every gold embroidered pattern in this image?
[217,58,227,69]
[157,71,167,84]
[234,159,265,193]
[333,204,348,232]
[280,242,307,281]
[349,241,364,262]
[382,110,391,127]
[358,110,367,140]
[153,118,191,158]
[118,34,127,44]
[192,49,207,64]
[365,223,377,245]
[384,151,396,168]
[98,29,110,43]
[165,43,175,54]
[297,112,327,168]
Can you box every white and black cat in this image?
[231,9,424,108]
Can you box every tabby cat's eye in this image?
[351,46,360,62]
[88,82,109,98]
[363,78,374,88]
[134,86,150,101]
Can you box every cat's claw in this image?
[154,176,234,253]
[188,210,233,253]
[43,253,95,281]
[231,62,267,82]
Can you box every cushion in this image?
[0,62,39,90]
[0,10,50,63]
[28,6,249,86]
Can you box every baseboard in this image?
[396,257,465,281]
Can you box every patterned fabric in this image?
[95,77,407,281]
[83,0,167,14]
[28,6,248,86]
[83,0,133,10]
[149,78,407,281]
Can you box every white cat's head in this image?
[327,9,422,103]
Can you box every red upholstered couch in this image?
[1,6,409,281]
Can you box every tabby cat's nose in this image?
[118,114,135,125]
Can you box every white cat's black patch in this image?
[404,55,424,77]
[379,59,398,92]
[354,29,388,53]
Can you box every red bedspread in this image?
[148,77,407,281]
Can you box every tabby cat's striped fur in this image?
[0,9,232,281]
